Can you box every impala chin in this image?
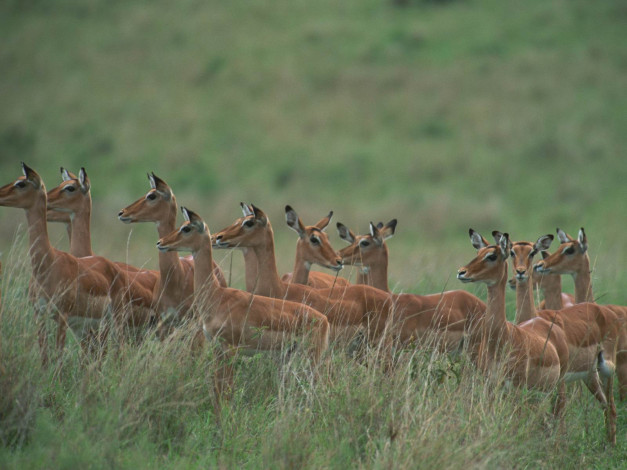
[156,242,171,253]
[533,264,550,274]
[328,264,343,272]
[119,215,133,224]
[456,273,473,283]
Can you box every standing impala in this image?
[0,164,149,362]
[156,207,329,400]
[281,205,347,289]
[510,235,619,444]
[534,227,627,401]
[118,173,226,331]
[213,204,485,352]
[457,230,569,417]
[336,220,397,292]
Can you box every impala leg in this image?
[616,341,627,401]
[553,380,566,436]
[36,311,49,367]
[55,314,68,362]
[214,348,236,408]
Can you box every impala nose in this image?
[118,210,124,217]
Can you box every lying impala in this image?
[510,234,619,444]
[281,205,347,289]
[156,207,329,399]
[534,227,627,401]
[336,220,397,292]
[0,164,149,362]
[457,230,569,417]
[118,173,227,332]
[46,167,158,309]
[213,204,485,352]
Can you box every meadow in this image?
[1,0,626,467]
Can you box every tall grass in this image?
[0,247,625,468]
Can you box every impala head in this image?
[47,167,91,215]
[212,203,271,250]
[337,219,396,268]
[118,172,176,224]
[156,207,209,253]
[285,205,342,271]
[509,234,553,283]
[0,163,46,209]
[534,227,588,275]
[457,229,510,286]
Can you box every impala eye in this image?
[564,246,575,255]
[486,253,498,262]
[359,240,370,248]
[510,250,516,257]
[181,226,191,233]
[65,186,76,192]
[14,181,26,189]
[243,219,255,228]
[310,236,320,245]
[147,193,157,201]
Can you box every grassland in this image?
[1,0,626,467]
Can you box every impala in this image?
[457,230,569,417]
[118,173,226,334]
[534,227,627,401]
[0,164,149,362]
[213,204,485,352]
[46,167,158,302]
[510,235,620,444]
[281,205,347,289]
[156,207,329,399]
[336,220,397,292]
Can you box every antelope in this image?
[118,173,227,333]
[281,205,347,289]
[0,164,150,362]
[156,207,329,399]
[507,252,575,310]
[212,204,485,352]
[46,167,158,301]
[510,234,620,444]
[336,220,397,292]
[457,230,569,418]
[534,227,627,401]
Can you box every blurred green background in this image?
[1,0,625,298]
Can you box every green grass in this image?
[1,0,626,467]
[0,247,625,469]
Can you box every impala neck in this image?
[191,241,221,302]
[356,262,389,292]
[242,248,259,293]
[515,278,537,324]
[536,273,563,310]
[572,254,594,303]
[69,202,93,257]
[250,225,285,298]
[156,204,186,288]
[291,255,311,285]
[484,263,508,338]
[26,195,55,275]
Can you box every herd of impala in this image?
[0,163,625,445]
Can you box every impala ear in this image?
[150,172,172,200]
[380,219,397,240]
[370,222,383,247]
[578,227,588,253]
[337,222,355,244]
[21,162,42,189]
[78,167,90,193]
[314,211,333,231]
[240,202,254,217]
[556,228,572,243]
[469,229,489,250]
[534,234,554,253]
[61,167,73,182]
[251,204,267,226]
[285,205,306,238]
[498,233,511,259]
[181,207,205,231]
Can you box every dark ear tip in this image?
[556,227,560,233]
[491,230,499,237]
[285,205,293,212]
[390,219,398,227]
[469,228,475,236]
[548,234,554,240]
[328,210,333,218]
